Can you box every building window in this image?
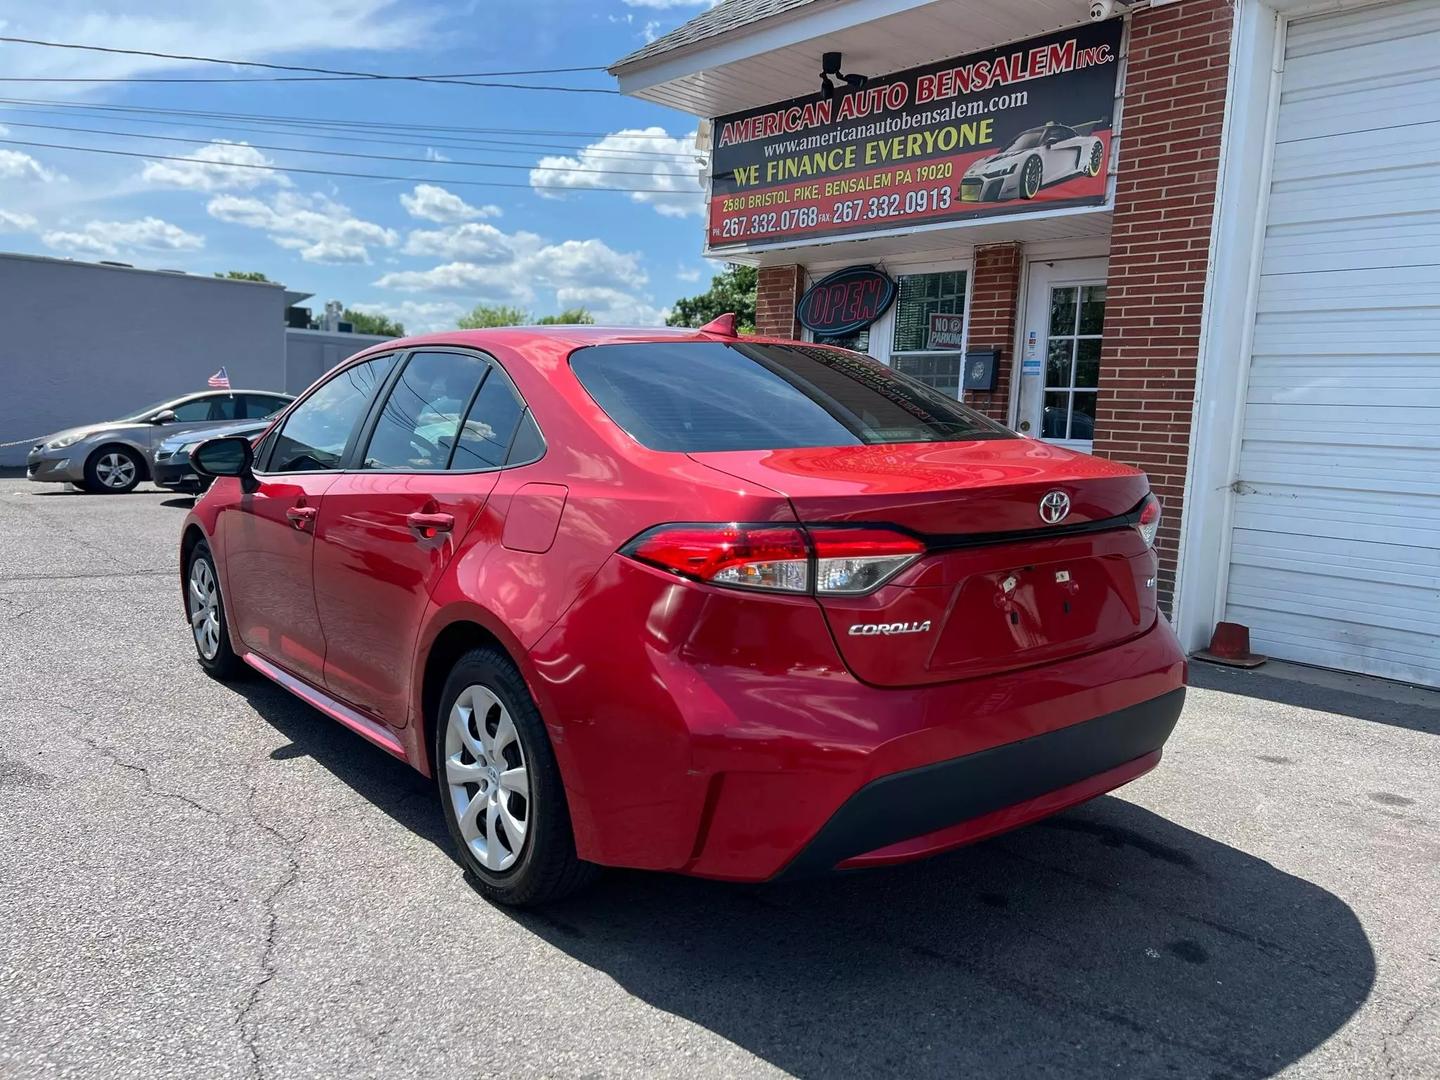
[813,327,870,353]
[889,270,969,397]
[1041,285,1104,441]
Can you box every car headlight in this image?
[986,162,1018,177]
[45,433,82,450]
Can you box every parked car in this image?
[27,389,293,494]
[154,414,282,494]
[180,322,1185,906]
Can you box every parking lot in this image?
[1,481,1436,1079]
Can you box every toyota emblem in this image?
[1039,490,1071,524]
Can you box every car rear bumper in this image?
[527,556,1188,883]
[775,687,1184,879]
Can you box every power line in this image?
[0,103,698,161]
[0,137,700,195]
[0,36,616,92]
[0,75,617,93]
[0,96,676,140]
[0,35,609,77]
[0,119,692,177]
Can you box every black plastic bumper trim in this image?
[775,687,1185,879]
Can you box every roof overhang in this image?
[612,0,1104,120]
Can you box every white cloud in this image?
[348,299,466,334]
[676,265,703,283]
[402,222,536,263]
[42,217,204,258]
[0,210,37,232]
[642,20,662,42]
[374,261,536,305]
[555,286,667,326]
[207,190,397,264]
[535,238,648,291]
[141,140,289,192]
[530,126,703,218]
[0,149,62,183]
[399,183,501,224]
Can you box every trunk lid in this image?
[690,439,1157,687]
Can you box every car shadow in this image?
[160,496,197,509]
[232,676,1374,1077]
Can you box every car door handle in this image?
[407,511,454,537]
[285,505,318,530]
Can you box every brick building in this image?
[612,0,1440,688]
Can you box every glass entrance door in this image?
[1018,258,1107,450]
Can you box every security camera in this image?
[1089,0,1134,19]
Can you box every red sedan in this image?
[181,320,1185,905]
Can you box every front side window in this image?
[171,398,219,422]
[570,341,1010,453]
[362,351,488,470]
[268,354,396,472]
[241,394,290,419]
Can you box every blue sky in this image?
[0,0,722,331]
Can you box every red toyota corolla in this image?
[181,320,1185,905]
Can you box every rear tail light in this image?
[622,523,923,596]
[1136,494,1161,547]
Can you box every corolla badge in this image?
[848,620,932,636]
[1039,490,1071,525]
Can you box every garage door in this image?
[1224,0,1440,687]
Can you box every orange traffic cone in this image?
[1193,621,1266,668]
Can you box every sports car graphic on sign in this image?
[960,122,1106,202]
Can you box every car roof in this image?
[364,324,763,353]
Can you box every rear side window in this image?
[569,342,1012,453]
[450,365,527,470]
[269,355,396,472]
[362,351,488,470]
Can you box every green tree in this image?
[458,304,530,329]
[343,308,405,336]
[214,270,273,282]
[534,308,595,325]
[666,264,756,333]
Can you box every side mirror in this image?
[151,409,178,424]
[192,435,257,493]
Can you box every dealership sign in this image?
[707,19,1122,251]
[797,266,896,335]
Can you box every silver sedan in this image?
[26,389,292,494]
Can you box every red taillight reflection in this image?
[626,524,810,592]
[623,523,925,595]
[1136,495,1161,547]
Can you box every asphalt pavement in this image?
[1,482,1436,1079]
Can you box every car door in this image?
[312,349,528,726]
[218,354,397,686]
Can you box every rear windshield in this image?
[569,341,1012,453]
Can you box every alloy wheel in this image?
[444,685,531,873]
[188,558,222,660]
[96,452,137,489]
[1022,157,1043,198]
[1087,142,1104,176]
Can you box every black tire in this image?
[185,541,243,681]
[434,646,596,906]
[1020,155,1044,199]
[83,445,143,494]
[1085,141,1104,177]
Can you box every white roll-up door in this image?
[1223,0,1440,686]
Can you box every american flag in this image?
[207,366,231,389]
